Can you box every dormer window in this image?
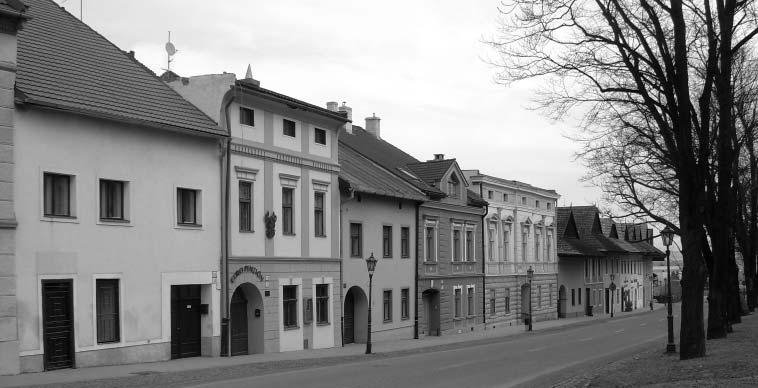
[447,174,460,199]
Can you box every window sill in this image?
[315,235,327,239]
[283,325,300,331]
[314,142,327,147]
[239,230,255,234]
[98,218,132,227]
[401,256,410,259]
[41,215,78,224]
[383,319,393,324]
[282,233,297,237]
[383,256,393,259]
[176,223,203,230]
[351,255,363,259]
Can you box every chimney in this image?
[434,154,445,161]
[326,101,339,112]
[365,113,381,138]
[0,0,27,376]
[338,102,352,134]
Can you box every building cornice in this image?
[230,141,340,174]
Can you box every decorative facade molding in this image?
[279,173,300,188]
[234,166,259,181]
[311,178,330,192]
[231,142,339,174]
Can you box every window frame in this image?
[465,229,475,262]
[99,179,127,222]
[315,284,329,325]
[454,287,462,318]
[239,181,253,232]
[176,187,201,226]
[349,222,363,258]
[43,172,73,218]
[452,228,462,262]
[314,191,325,237]
[239,106,255,126]
[382,225,393,258]
[400,227,410,258]
[467,286,475,316]
[282,285,298,329]
[283,118,296,137]
[282,187,294,235]
[95,278,120,344]
[383,289,393,322]
[314,127,327,145]
[401,288,409,320]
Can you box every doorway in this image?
[521,283,531,324]
[605,288,610,314]
[171,285,201,359]
[585,288,591,316]
[344,286,368,344]
[42,280,74,371]
[558,285,566,318]
[230,283,264,355]
[422,289,440,336]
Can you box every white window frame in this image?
[40,168,79,223]
[465,223,477,262]
[451,222,464,262]
[424,219,439,262]
[466,284,476,317]
[174,186,203,229]
[96,175,133,227]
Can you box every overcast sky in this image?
[58,0,603,206]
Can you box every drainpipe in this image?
[479,183,487,329]
[414,201,420,339]
[220,96,234,357]
[339,199,345,347]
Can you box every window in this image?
[401,227,410,258]
[383,290,392,322]
[99,179,125,221]
[283,285,298,328]
[467,286,475,316]
[522,228,528,261]
[453,229,462,261]
[283,119,296,137]
[96,279,119,344]
[578,288,582,305]
[239,181,252,232]
[350,223,362,257]
[282,187,294,235]
[547,233,553,262]
[488,225,495,261]
[547,202,552,210]
[521,196,527,205]
[505,288,511,313]
[537,285,542,308]
[454,288,462,318]
[383,225,393,258]
[401,288,409,319]
[43,173,72,217]
[447,174,460,199]
[535,229,541,261]
[487,190,493,199]
[314,192,325,237]
[304,298,313,324]
[503,226,510,261]
[571,289,576,306]
[316,284,329,324]
[425,226,436,261]
[240,107,254,126]
[314,128,326,145]
[503,193,509,202]
[466,230,474,261]
[535,200,540,208]
[489,289,496,315]
[177,188,200,225]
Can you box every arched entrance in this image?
[422,289,440,336]
[521,283,531,324]
[344,286,368,344]
[558,285,566,318]
[230,283,264,356]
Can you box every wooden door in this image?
[344,291,354,344]
[230,289,248,356]
[171,285,202,359]
[42,280,74,370]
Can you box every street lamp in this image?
[527,265,534,332]
[661,226,676,354]
[609,274,616,318]
[365,252,377,354]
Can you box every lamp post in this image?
[609,274,616,318]
[661,226,676,354]
[527,265,534,332]
[365,252,377,354]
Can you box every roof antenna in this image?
[164,31,178,73]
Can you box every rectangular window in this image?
[350,223,362,257]
[487,190,493,199]
[401,288,409,319]
[535,230,541,261]
[535,200,540,208]
[503,193,509,202]
[571,289,576,306]
[488,226,495,261]
[521,196,527,205]
[522,229,528,261]
[454,288,462,318]
[99,179,124,221]
[283,119,296,137]
[43,173,71,217]
[505,288,511,313]
[240,107,254,126]
[304,298,313,324]
[314,128,326,145]
[383,225,393,258]
[401,227,410,258]
[283,285,298,328]
[547,233,552,262]
[547,202,552,210]
[383,290,392,322]
[466,230,474,261]
[578,288,582,305]
[314,192,325,237]
[537,285,542,308]
[467,286,475,316]
[239,181,252,232]
[177,188,199,225]
[426,226,435,261]
[490,289,496,315]
[453,229,461,261]
[96,279,120,344]
[282,188,294,235]
[503,227,510,261]
[316,284,329,324]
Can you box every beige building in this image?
[463,170,560,327]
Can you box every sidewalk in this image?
[0,304,662,388]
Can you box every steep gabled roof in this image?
[16,0,224,137]
[338,142,426,201]
[406,159,457,186]
[0,0,27,17]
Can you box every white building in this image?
[4,0,226,374]
[166,70,348,354]
[463,170,560,326]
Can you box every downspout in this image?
[479,183,487,329]
[220,96,234,357]
[414,201,420,339]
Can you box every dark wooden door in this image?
[230,290,248,356]
[42,280,74,371]
[171,285,201,359]
[344,291,354,344]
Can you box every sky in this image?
[57,0,604,206]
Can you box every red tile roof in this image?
[16,0,224,137]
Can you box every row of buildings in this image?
[0,0,663,375]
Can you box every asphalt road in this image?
[188,308,679,388]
